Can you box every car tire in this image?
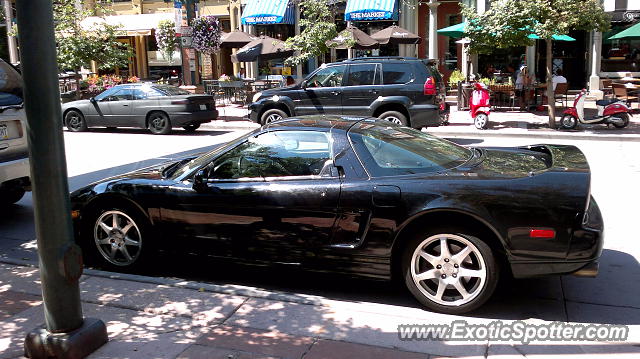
[182,124,201,132]
[65,110,88,132]
[379,111,408,126]
[0,187,25,205]
[401,228,499,314]
[84,204,150,270]
[261,108,288,125]
[612,113,630,128]
[148,111,172,135]
[560,115,578,130]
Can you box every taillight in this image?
[171,99,189,105]
[424,76,436,95]
[529,229,555,239]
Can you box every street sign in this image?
[181,36,192,47]
[181,26,193,37]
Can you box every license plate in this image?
[199,104,207,111]
[0,124,7,139]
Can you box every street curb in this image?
[0,257,326,307]
[425,129,640,142]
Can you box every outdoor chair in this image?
[554,83,569,108]
[612,83,638,108]
[602,79,613,99]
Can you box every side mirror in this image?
[89,97,96,103]
[193,169,207,191]
[301,81,307,90]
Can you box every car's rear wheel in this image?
[402,229,498,314]
[379,111,408,126]
[183,124,201,132]
[87,207,147,269]
[0,187,25,205]
[65,110,88,132]
[148,112,172,135]
[261,108,288,125]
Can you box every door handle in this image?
[369,90,379,94]
[122,104,129,106]
[331,91,341,96]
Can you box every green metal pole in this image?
[16,1,107,357]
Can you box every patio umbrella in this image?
[230,36,293,63]
[370,25,421,45]
[437,22,466,38]
[608,22,640,40]
[528,34,576,41]
[220,30,258,48]
[326,26,379,49]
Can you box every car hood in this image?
[62,99,91,108]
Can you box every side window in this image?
[306,65,346,88]
[207,131,332,180]
[345,64,380,86]
[383,63,413,85]
[94,87,117,101]
[111,88,135,101]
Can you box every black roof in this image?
[264,115,374,131]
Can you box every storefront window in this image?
[445,15,461,71]
[602,23,640,73]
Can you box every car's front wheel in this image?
[402,229,498,314]
[148,112,172,135]
[88,207,146,269]
[65,110,88,132]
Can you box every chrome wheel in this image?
[65,110,87,132]
[94,210,142,266]
[265,113,283,123]
[385,116,403,125]
[410,234,487,306]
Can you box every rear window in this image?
[348,121,472,177]
[153,85,190,96]
[382,63,413,85]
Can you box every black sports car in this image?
[70,116,603,313]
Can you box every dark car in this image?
[61,84,218,135]
[249,57,447,128]
[69,116,603,314]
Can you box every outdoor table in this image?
[218,81,244,103]
[489,84,515,108]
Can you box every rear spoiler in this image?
[524,144,590,173]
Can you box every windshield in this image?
[348,121,472,176]
[169,131,255,179]
[153,85,191,96]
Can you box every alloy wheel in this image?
[151,116,167,130]
[410,234,487,306]
[385,116,403,125]
[94,210,142,266]
[265,113,283,123]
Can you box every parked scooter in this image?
[560,89,631,130]
[470,82,491,130]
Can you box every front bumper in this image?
[169,109,218,127]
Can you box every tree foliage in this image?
[461,0,610,54]
[155,19,179,62]
[461,0,610,127]
[54,0,131,73]
[284,0,337,66]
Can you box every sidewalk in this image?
[212,103,640,141]
[1,259,638,359]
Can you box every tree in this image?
[284,0,337,66]
[155,19,179,63]
[462,0,609,128]
[54,0,131,98]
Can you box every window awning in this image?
[80,13,174,36]
[344,0,398,21]
[241,0,295,25]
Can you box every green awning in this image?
[608,22,640,40]
[437,22,466,38]
[528,34,576,41]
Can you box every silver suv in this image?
[0,60,29,205]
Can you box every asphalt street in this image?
[1,126,638,345]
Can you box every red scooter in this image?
[470,82,491,129]
[560,89,631,129]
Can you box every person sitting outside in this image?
[552,69,567,90]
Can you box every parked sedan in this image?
[69,116,603,314]
[61,84,218,135]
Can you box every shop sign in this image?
[624,11,640,22]
[242,16,280,24]
[346,11,391,21]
